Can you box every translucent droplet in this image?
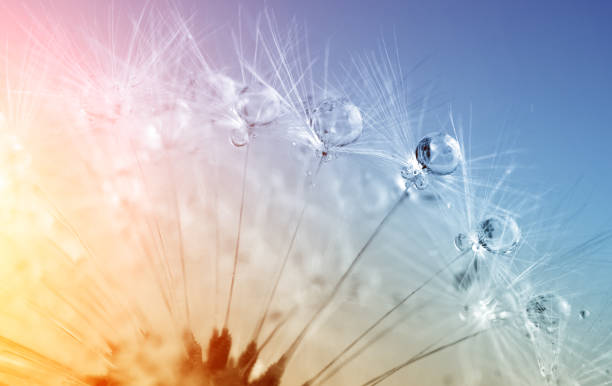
[401,164,428,190]
[477,215,521,254]
[235,83,281,127]
[412,173,428,190]
[454,233,471,252]
[525,294,571,380]
[578,309,590,320]
[526,294,571,333]
[416,133,461,175]
[311,97,363,149]
[230,128,249,147]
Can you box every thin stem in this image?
[361,329,488,386]
[224,142,251,328]
[251,155,325,342]
[280,192,408,362]
[167,158,190,326]
[306,249,469,385]
[317,303,425,385]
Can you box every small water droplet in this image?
[477,215,521,254]
[454,233,471,252]
[235,83,281,127]
[230,128,249,147]
[415,133,461,175]
[311,97,363,149]
[401,164,428,190]
[412,173,428,190]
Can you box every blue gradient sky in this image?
[196,0,612,229]
[5,0,610,225]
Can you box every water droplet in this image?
[578,309,590,320]
[401,164,428,190]
[311,97,363,149]
[477,215,521,254]
[235,83,281,127]
[230,128,249,147]
[526,294,571,333]
[525,294,571,381]
[454,233,471,252]
[415,133,461,175]
[412,173,428,190]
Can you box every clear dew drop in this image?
[525,294,571,382]
[526,294,571,334]
[230,128,249,147]
[311,97,363,149]
[578,309,590,320]
[477,215,521,254]
[235,83,281,127]
[401,164,428,191]
[454,233,471,252]
[412,173,428,190]
[415,133,461,175]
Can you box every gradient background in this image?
[206,0,612,231]
[4,0,611,218]
[1,0,611,384]
[219,0,612,227]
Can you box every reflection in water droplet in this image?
[415,133,461,175]
[401,164,428,191]
[477,215,521,254]
[230,128,249,147]
[525,294,571,382]
[311,97,363,149]
[454,233,471,252]
[235,83,281,127]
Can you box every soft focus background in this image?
[1,1,611,385]
[201,0,612,217]
[3,0,611,225]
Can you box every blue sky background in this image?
[4,0,609,233]
[194,0,612,231]
[8,0,610,226]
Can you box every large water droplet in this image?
[477,215,521,254]
[235,83,281,127]
[415,133,461,175]
[230,128,249,147]
[311,97,363,149]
